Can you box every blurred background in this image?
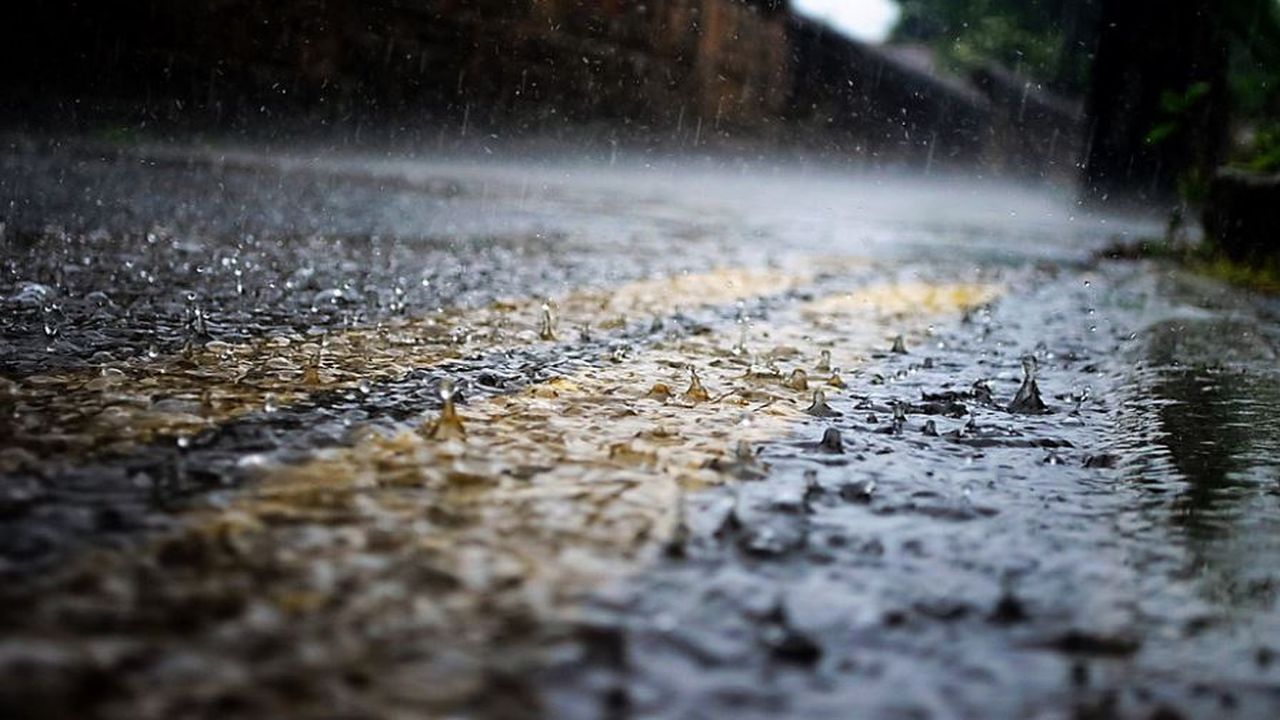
[2,1,1279,209]
[4,7,1280,719]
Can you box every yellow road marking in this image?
[8,278,998,715]
[1,267,807,463]
[178,280,998,620]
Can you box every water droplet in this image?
[783,368,809,391]
[647,383,673,401]
[683,367,710,403]
[818,427,844,453]
[1008,354,1049,414]
[805,390,841,418]
[732,325,749,357]
[890,335,908,354]
[539,302,557,341]
[425,379,467,440]
[707,440,766,480]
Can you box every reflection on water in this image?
[1120,318,1280,609]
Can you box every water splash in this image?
[647,382,674,401]
[1008,355,1049,415]
[783,369,809,391]
[424,379,467,440]
[804,390,841,417]
[302,340,324,386]
[891,400,908,433]
[538,302,557,341]
[683,367,710,403]
[707,440,766,480]
[818,427,844,453]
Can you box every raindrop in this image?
[647,382,673,401]
[424,378,467,440]
[683,367,710,403]
[783,368,809,391]
[805,390,841,417]
[971,379,994,405]
[890,335,908,354]
[302,342,324,386]
[892,400,907,433]
[818,427,844,454]
[1008,355,1049,414]
[707,440,766,480]
[539,302,557,341]
[733,323,750,357]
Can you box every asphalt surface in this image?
[2,136,1280,719]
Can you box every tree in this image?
[1081,0,1230,208]
[891,0,1100,95]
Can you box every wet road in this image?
[3,137,1280,719]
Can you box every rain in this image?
[2,1,1280,719]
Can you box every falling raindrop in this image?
[891,335,908,354]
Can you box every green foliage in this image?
[891,0,1093,93]
[1224,1,1280,170]
[1198,255,1280,294]
[1234,122,1280,172]
[894,0,1280,177]
[1144,82,1213,148]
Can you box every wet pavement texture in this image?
[3,137,1280,719]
